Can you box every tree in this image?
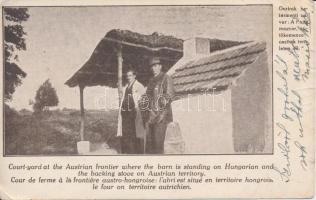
[4,8,30,101]
[33,79,59,112]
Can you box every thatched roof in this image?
[171,42,266,94]
[65,29,257,89]
[208,39,248,53]
[65,29,183,88]
[106,29,183,50]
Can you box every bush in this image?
[5,105,120,155]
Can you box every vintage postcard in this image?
[0,0,314,199]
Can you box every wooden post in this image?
[79,85,85,141]
[117,46,123,105]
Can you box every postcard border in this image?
[2,4,274,157]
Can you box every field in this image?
[4,104,120,155]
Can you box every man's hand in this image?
[148,110,157,124]
[156,112,165,124]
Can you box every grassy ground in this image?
[4,105,120,155]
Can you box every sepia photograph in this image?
[3,5,273,156]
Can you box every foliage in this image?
[5,106,120,155]
[4,8,30,101]
[33,79,59,112]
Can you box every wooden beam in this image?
[79,85,85,141]
[77,71,116,75]
[117,46,123,105]
[103,37,183,53]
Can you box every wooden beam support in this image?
[103,37,183,53]
[79,85,85,141]
[117,45,123,105]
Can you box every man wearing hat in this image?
[141,57,175,154]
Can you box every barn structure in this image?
[170,38,272,154]
[65,29,272,154]
[65,29,183,148]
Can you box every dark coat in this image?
[140,72,175,153]
[143,72,175,125]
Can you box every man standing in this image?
[117,69,146,154]
[142,57,175,154]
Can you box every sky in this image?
[6,5,272,110]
